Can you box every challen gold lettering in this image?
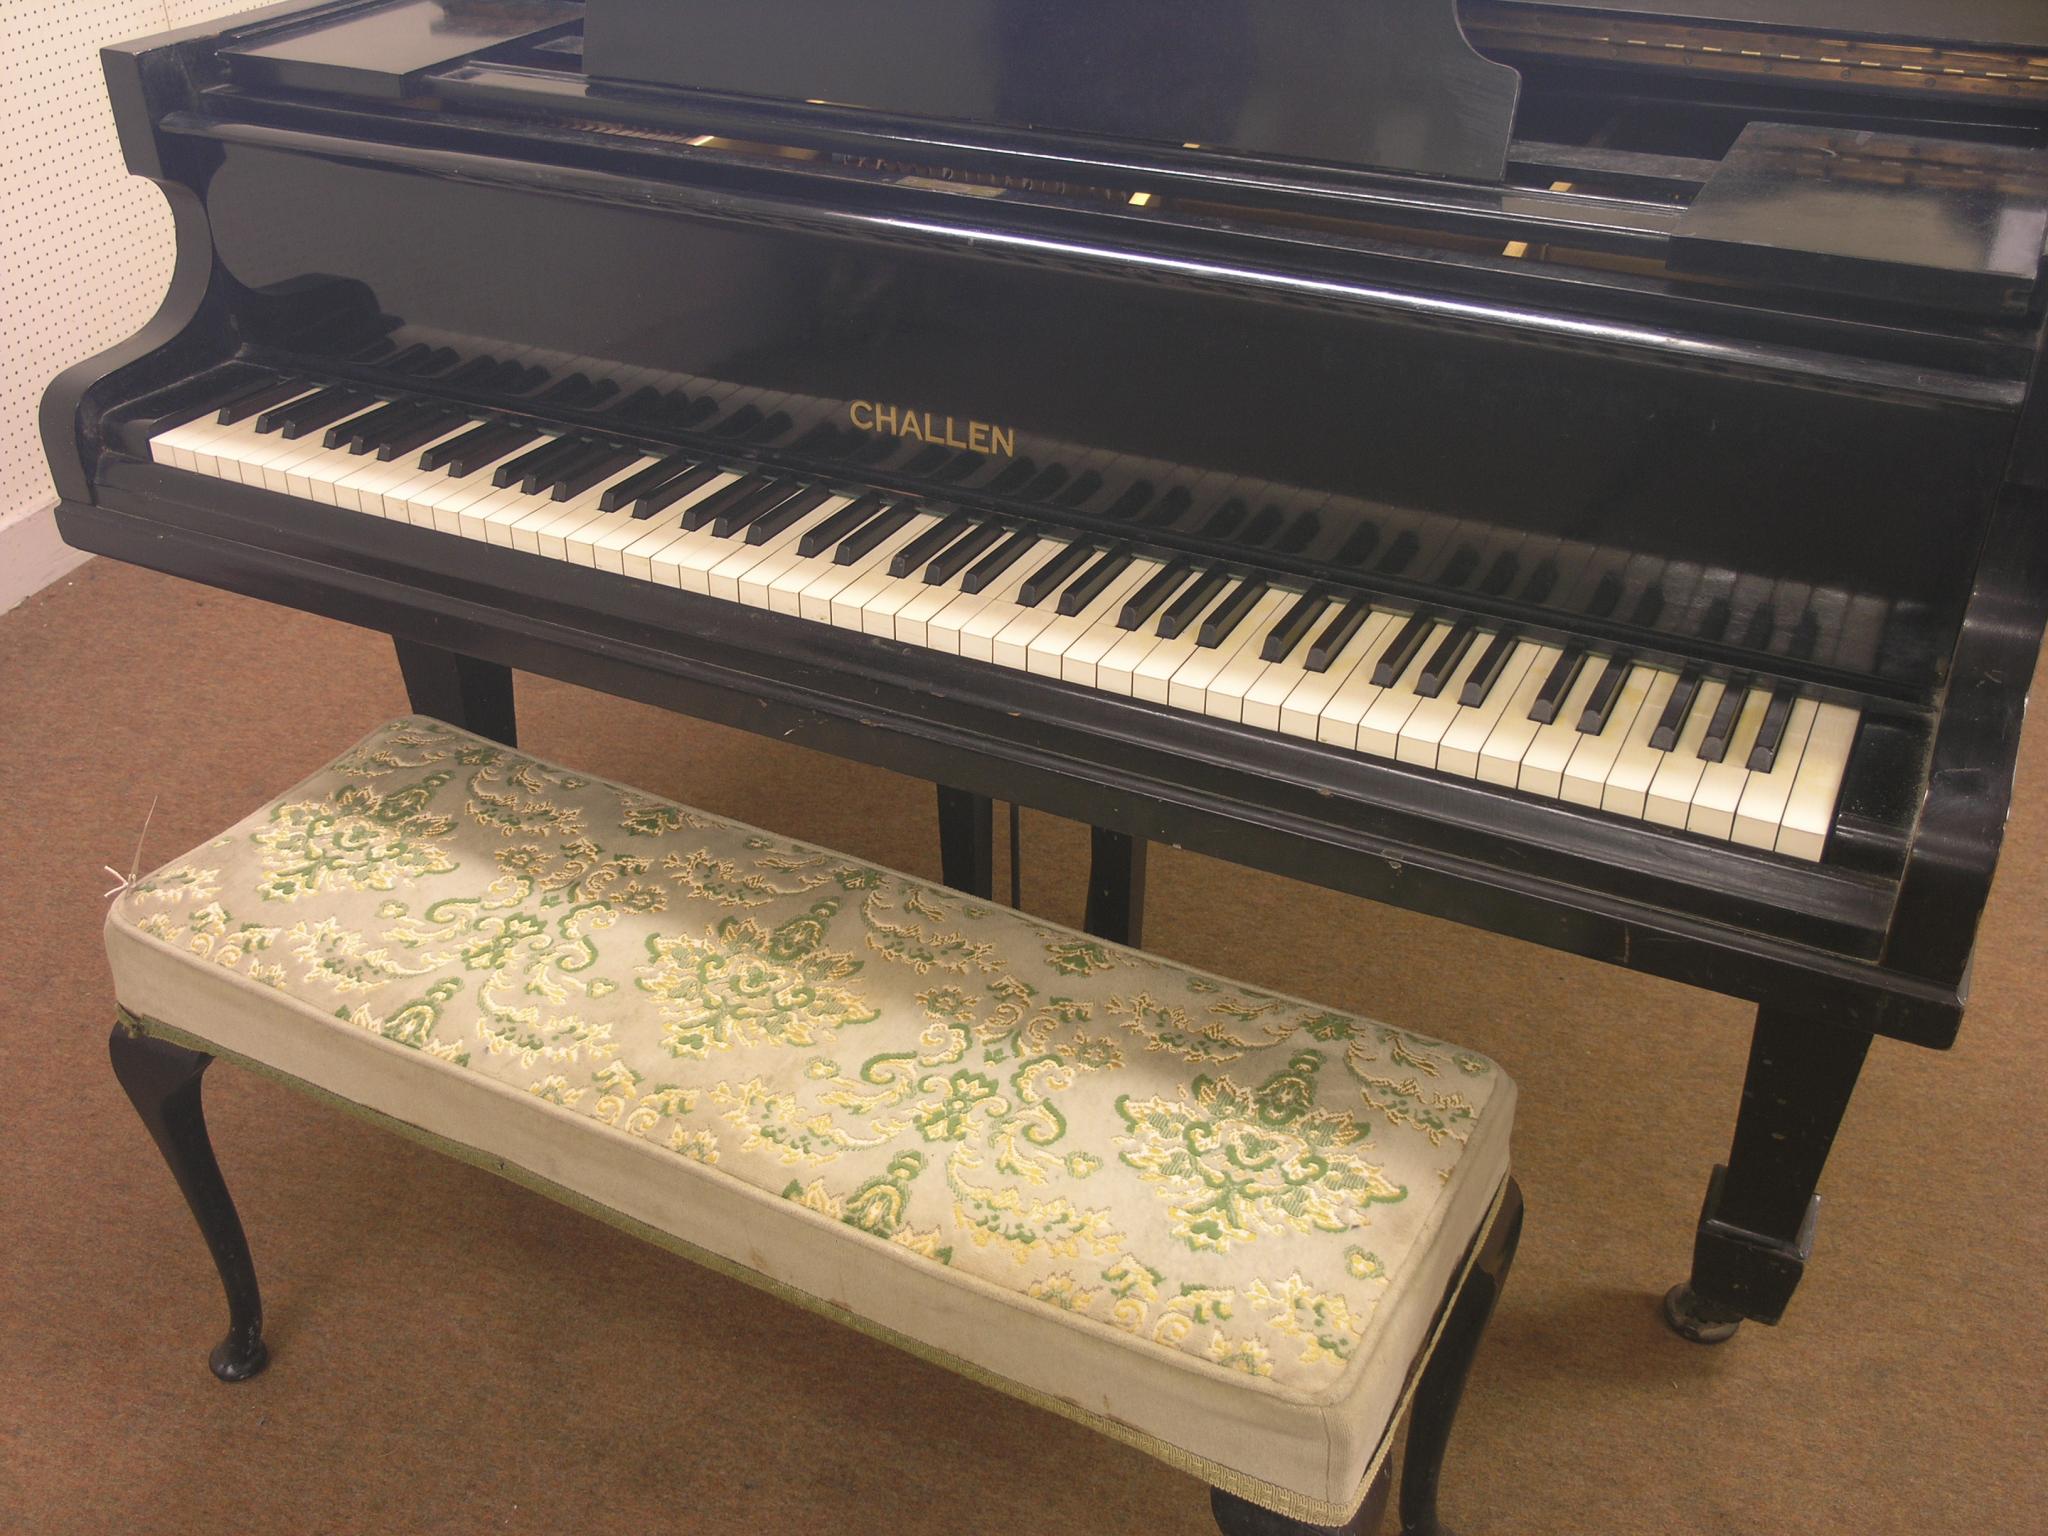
[847,400,1017,458]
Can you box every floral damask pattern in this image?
[117,717,1506,1394]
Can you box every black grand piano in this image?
[44,0,2048,1344]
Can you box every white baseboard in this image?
[0,505,91,616]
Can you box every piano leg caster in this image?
[109,1021,269,1384]
[1661,1284,1743,1345]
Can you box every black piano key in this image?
[1305,597,1374,672]
[1648,670,1703,753]
[1747,686,1799,772]
[332,398,429,452]
[553,445,641,501]
[1276,510,1321,555]
[1520,558,1560,606]
[1371,611,1436,687]
[1197,580,1268,648]
[1789,608,1823,661]
[1416,620,1479,699]
[1199,498,1248,540]
[441,356,507,390]
[600,452,696,512]
[1057,546,1136,615]
[1156,569,1230,639]
[509,436,595,495]
[215,376,314,426]
[493,436,573,489]
[1117,560,1192,630]
[1458,630,1519,707]
[635,463,725,520]
[410,346,460,377]
[1587,570,1625,620]
[683,474,776,532]
[898,443,950,476]
[526,438,617,498]
[265,388,374,440]
[890,513,979,578]
[922,521,1005,583]
[978,458,1037,497]
[1262,589,1330,662]
[931,451,984,484]
[1699,595,1733,642]
[1527,647,1588,725]
[445,424,538,479]
[1439,546,1479,589]
[833,505,914,565]
[798,495,890,556]
[1740,602,1779,651]
[961,529,1041,594]
[1630,583,1665,630]
[1243,504,1284,546]
[1018,542,1096,608]
[422,419,506,474]
[1697,683,1746,764]
[535,373,618,411]
[1019,464,1070,502]
[746,485,835,545]
[375,408,470,462]
[712,480,802,539]
[1576,655,1633,734]
[612,385,668,423]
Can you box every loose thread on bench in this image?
[102,793,160,900]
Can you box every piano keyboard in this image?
[148,381,1862,861]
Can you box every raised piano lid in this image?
[1485,1,2048,51]
[1672,124,2048,315]
[579,0,1522,182]
[222,0,582,99]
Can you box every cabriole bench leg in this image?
[109,1023,269,1383]
[1397,1176,1525,1536]
[1210,1178,1523,1536]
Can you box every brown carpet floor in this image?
[2,557,2043,1536]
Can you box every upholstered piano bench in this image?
[104,716,1522,1536]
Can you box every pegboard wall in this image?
[1,0,252,555]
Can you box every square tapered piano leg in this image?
[394,638,517,747]
[1666,1007,1872,1342]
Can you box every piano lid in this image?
[579,0,1522,183]
[1485,1,2048,52]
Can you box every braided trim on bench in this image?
[117,1006,1506,1526]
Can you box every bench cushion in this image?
[107,716,1515,1523]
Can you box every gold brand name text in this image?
[849,400,1016,458]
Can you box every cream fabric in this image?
[106,716,1515,1520]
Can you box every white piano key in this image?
[1131,584,1238,703]
[1204,591,1318,723]
[1276,611,1396,741]
[1475,648,1566,787]
[832,519,948,631]
[1394,634,1496,768]
[1775,702,1860,861]
[1734,698,1820,851]
[961,542,1072,662]
[1688,687,1773,840]
[1439,641,1547,779]
[928,552,1047,657]
[1358,620,1455,758]
[1059,561,1171,688]
[1230,623,1317,731]
[1318,617,1423,749]
[735,499,855,606]
[1559,665,1661,808]
[1168,589,1292,713]
[620,474,743,578]
[1027,561,1158,678]
[1517,661,1609,798]
[754,504,897,614]
[808,517,937,625]
[1643,678,1729,828]
[1598,668,1680,820]
[714,504,842,601]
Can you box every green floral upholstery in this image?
[106,717,1515,1523]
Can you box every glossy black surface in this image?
[1491,0,2048,50]
[586,0,1521,181]
[224,0,580,99]
[1675,123,2048,313]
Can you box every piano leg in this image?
[109,1021,268,1383]
[936,785,994,898]
[1666,1007,1872,1342]
[1085,827,1149,947]
[393,639,517,747]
